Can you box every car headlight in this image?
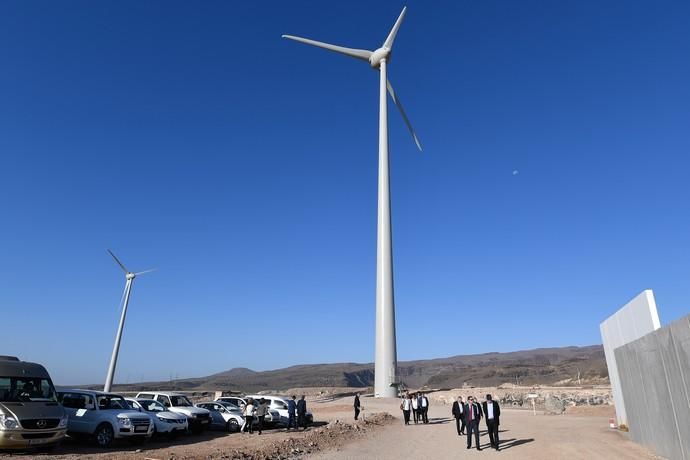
[117,417,132,427]
[0,413,20,430]
[157,416,174,423]
[59,415,69,428]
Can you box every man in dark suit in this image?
[353,393,361,420]
[451,396,466,435]
[482,394,501,450]
[297,395,307,430]
[421,393,429,424]
[465,396,483,451]
[287,395,298,430]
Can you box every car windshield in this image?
[140,400,166,412]
[221,402,241,411]
[0,377,57,402]
[170,395,192,407]
[96,395,129,410]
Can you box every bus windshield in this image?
[0,377,58,402]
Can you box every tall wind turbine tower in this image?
[283,6,421,398]
[103,249,155,392]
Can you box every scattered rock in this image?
[544,395,565,414]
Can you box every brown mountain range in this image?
[89,345,607,393]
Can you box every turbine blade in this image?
[282,35,372,62]
[107,249,129,273]
[387,80,422,151]
[134,268,157,276]
[116,281,128,314]
[383,7,407,50]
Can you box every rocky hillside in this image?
[98,345,607,393]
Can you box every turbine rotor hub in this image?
[126,272,136,280]
[369,47,391,68]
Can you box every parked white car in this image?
[245,395,313,426]
[135,392,210,434]
[125,398,188,438]
[195,401,244,432]
[57,390,153,448]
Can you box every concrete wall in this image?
[600,290,661,425]
[615,314,690,460]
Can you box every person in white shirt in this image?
[452,396,466,435]
[243,398,255,434]
[482,394,501,450]
[421,393,429,424]
[401,394,412,425]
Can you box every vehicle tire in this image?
[228,419,240,432]
[94,423,114,448]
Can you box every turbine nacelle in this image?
[126,272,136,281]
[369,47,391,68]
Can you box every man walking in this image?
[354,393,361,420]
[401,394,412,425]
[256,398,268,435]
[482,394,501,450]
[297,395,307,430]
[287,395,298,430]
[421,393,429,424]
[465,396,482,450]
[452,396,465,435]
[416,393,423,423]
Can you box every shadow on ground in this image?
[498,437,535,450]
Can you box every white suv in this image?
[135,392,210,434]
[58,390,153,448]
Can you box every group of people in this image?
[354,391,502,452]
[240,398,269,434]
[286,395,309,430]
[238,397,268,434]
[400,392,430,424]
[452,394,501,451]
[238,395,308,434]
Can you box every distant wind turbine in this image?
[283,6,422,398]
[103,249,155,392]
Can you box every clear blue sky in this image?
[1,0,689,385]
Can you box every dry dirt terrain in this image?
[311,397,662,460]
[0,391,662,460]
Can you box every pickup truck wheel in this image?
[94,423,114,448]
[228,419,239,432]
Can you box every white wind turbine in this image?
[283,6,421,398]
[103,249,155,392]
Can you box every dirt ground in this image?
[0,394,662,460]
[311,397,662,460]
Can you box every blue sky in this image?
[1,0,689,385]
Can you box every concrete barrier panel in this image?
[600,290,661,426]
[615,313,690,460]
